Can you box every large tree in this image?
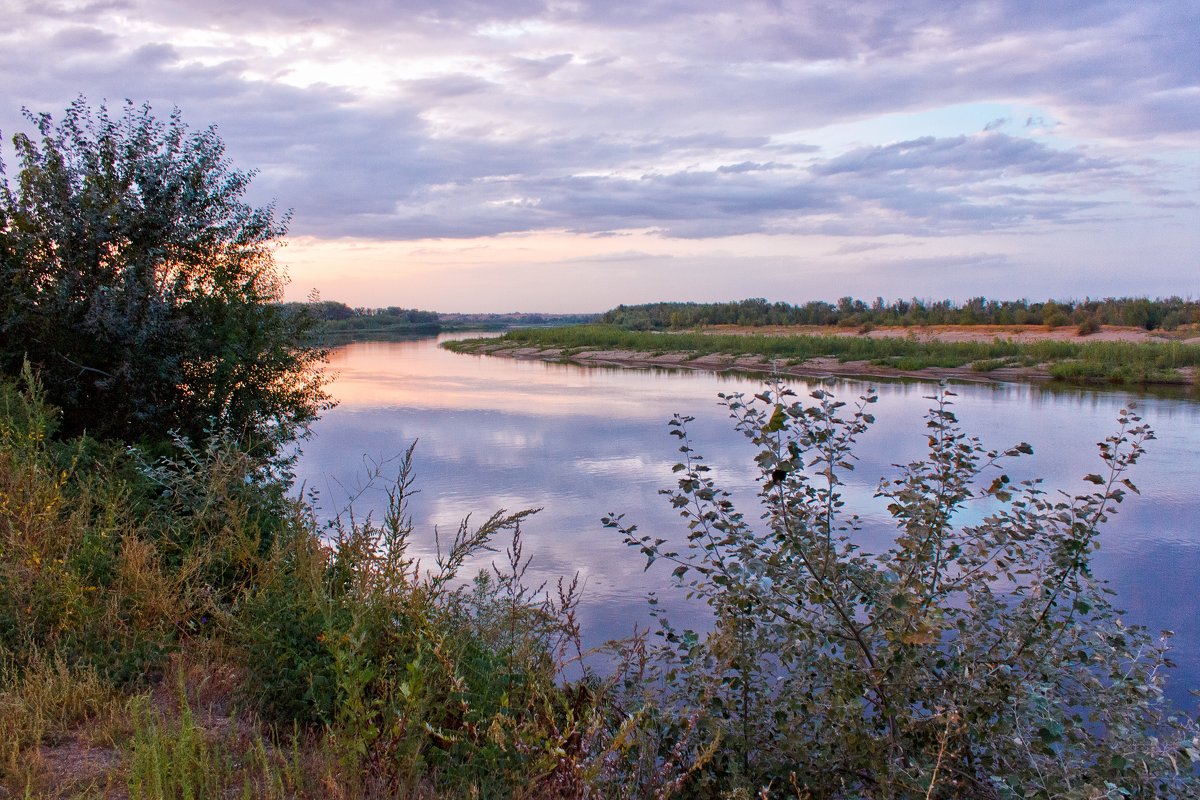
[0,98,329,451]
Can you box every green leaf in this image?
[763,403,787,433]
[1037,721,1064,744]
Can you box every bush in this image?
[606,385,1200,798]
[1044,310,1071,329]
[0,98,330,454]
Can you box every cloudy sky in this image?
[1,0,1197,311]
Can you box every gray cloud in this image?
[813,134,1117,179]
[717,161,791,174]
[47,25,119,51]
[507,53,574,81]
[289,128,1134,240]
[0,0,1194,301]
[401,74,497,101]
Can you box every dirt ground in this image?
[703,323,1200,345]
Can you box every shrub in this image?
[0,365,317,685]
[606,385,1200,798]
[1077,315,1102,336]
[0,98,330,454]
[1044,310,1072,329]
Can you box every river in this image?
[294,334,1200,707]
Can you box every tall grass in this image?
[127,686,224,800]
[0,653,122,769]
[0,373,601,798]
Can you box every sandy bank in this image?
[451,324,1200,387]
[703,323,1200,345]
[458,343,1047,383]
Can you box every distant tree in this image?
[0,98,330,452]
[598,297,1200,332]
[314,301,356,321]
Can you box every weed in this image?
[970,358,1010,372]
[0,652,122,771]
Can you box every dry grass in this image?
[699,322,1200,344]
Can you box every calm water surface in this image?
[295,336,1200,707]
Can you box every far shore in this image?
[446,324,1200,387]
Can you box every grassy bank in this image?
[445,324,1200,386]
[0,376,599,798]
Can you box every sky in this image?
[0,0,1197,312]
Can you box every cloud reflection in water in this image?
[297,337,1200,706]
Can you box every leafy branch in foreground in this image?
[606,385,1200,799]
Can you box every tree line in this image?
[602,296,1200,332]
[294,300,600,340]
[292,301,444,338]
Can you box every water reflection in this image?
[296,336,1200,708]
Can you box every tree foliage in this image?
[602,297,1200,332]
[607,386,1200,798]
[0,98,329,451]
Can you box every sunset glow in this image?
[2,0,1196,311]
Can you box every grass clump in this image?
[969,357,1011,372]
[0,653,122,761]
[127,687,225,800]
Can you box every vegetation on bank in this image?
[4,99,1200,798]
[3,372,1199,798]
[603,297,1200,333]
[0,374,596,797]
[448,325,1200,386]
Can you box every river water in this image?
[294,335,1200,707]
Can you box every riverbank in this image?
[444,324,1200,387]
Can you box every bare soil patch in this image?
[464,324,1200,386]
[479,344,1042,384]
[703,323,1200,345]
